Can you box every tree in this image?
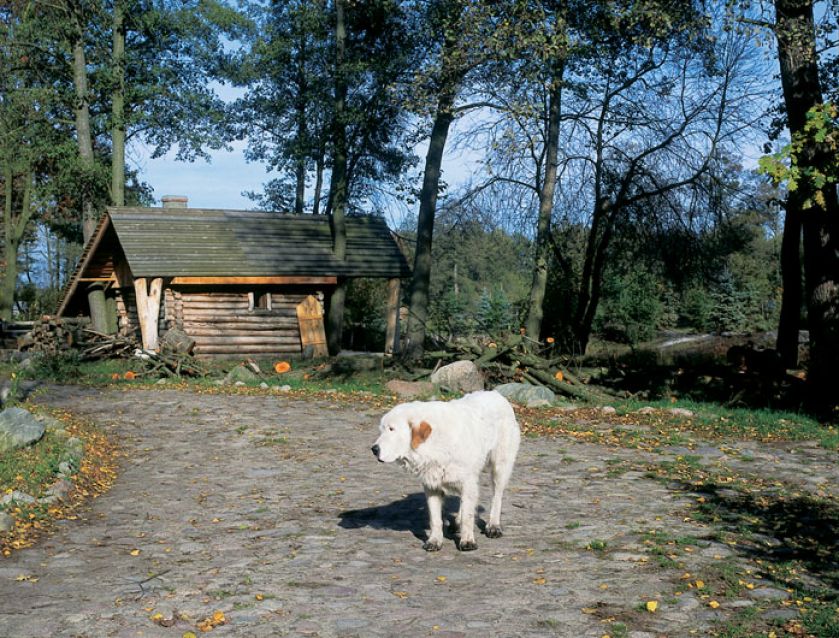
[758,0,839,412]
[0,2,67,320]
[476,1,766,351]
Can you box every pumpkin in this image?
[123,371,136,380]
[273,361,291,374]
[111,373,120,381]
[554,370,564,382]
[546,337,555,344]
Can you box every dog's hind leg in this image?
[486,443,517,538]
[423,488,444,551]
[457,479,479,551]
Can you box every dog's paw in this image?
[485,525,503,539]
[423,539,443,552]
[458,539,478,551]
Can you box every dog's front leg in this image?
[457,479,479,551]
[423,488,444,551]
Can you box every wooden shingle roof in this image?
[109,208,411,278]
[56,208,411,316]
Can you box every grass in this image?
[0,406,119,556]
[0,430,72,497]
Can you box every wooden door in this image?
[296,295,328,357]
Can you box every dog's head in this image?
[371,406,432,463]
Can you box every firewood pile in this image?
[421,334,617,402]
[19,316,136,360]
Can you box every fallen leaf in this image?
[436,576,446,583]
[695,580,705,589]
[708,600,720,609]
[130,549,141,556]
[392,591,408,599]
[533,577,546,585]
[255,594,264,601]
[646,601,658,613]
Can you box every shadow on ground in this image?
[689,481,839,593]
[339,493,470,542]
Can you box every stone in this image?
[761,609,799,621]
[273,385,292,392]
[600,406,617,415]
[259,382,269,389]
[747,587,789,601]
[156,379,168,385]
[223,365,259,385]
[385,380,435,399]
[0,512,13,532]
[494,383,555,407]
[669,408,694,417]
[32,413,65,433]
[430,360,484,393]
[0,407,46,453]
[65,437,84,460]
[234,381,246,387]
[44,479,73,502]
[58,460,74,476]
[637,406,656,414]
[1,490,36,506]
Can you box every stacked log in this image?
[179,291,304,357]
[18,316,137,360]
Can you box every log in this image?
[192,335,302,345]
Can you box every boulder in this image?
[1,490,36,506]
[223,365,259,385]
[494,383,555,407]
[430,360,484,393]
[159,328,196,355]
[385,380,435,399]
[32,413,66,433]
[0,511,13,532]
[0,407,46,453]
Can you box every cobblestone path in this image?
[0,386,835,637]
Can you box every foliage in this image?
[759,103,839,210]
[595,268,663,345]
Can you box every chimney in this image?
[161,195,188,209]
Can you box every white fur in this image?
[372,390,520,551]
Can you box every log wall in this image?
[179,289,308,358]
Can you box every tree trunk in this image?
[403,86,457,358]
[776,204,802,367]
[0,166,34,321]
[524,66,563,341]
[312,151,324,216]
[111,0,126,207]
[326,0,348,355]
[294,33,307,216]
[72,35,97,242]
[774,0,839,413]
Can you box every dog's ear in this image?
[410,420,432,450]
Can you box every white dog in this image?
[371,390,521,551]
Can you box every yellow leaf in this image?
[151,613,164,622]
[768,632,777,638]
[646,601,658,613]
[533,577,546,585]
[708,600,720,609]
[183,634,198,638]
[599,583,609,590]
[130,549,141,556]
[436,576,447,583]
[255,593,264,601]
[212,610,225,624]
[392,591,408,599]
[695,580,705,589]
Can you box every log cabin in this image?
[55,198,410,358]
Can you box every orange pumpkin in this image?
[124,371,136,380]
[546,337,555,344]
[274,361,291,374]
[554,370,564,382]
[111,373,120,380]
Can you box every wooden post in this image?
[133,277,163,350]
[385,277,401,355]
